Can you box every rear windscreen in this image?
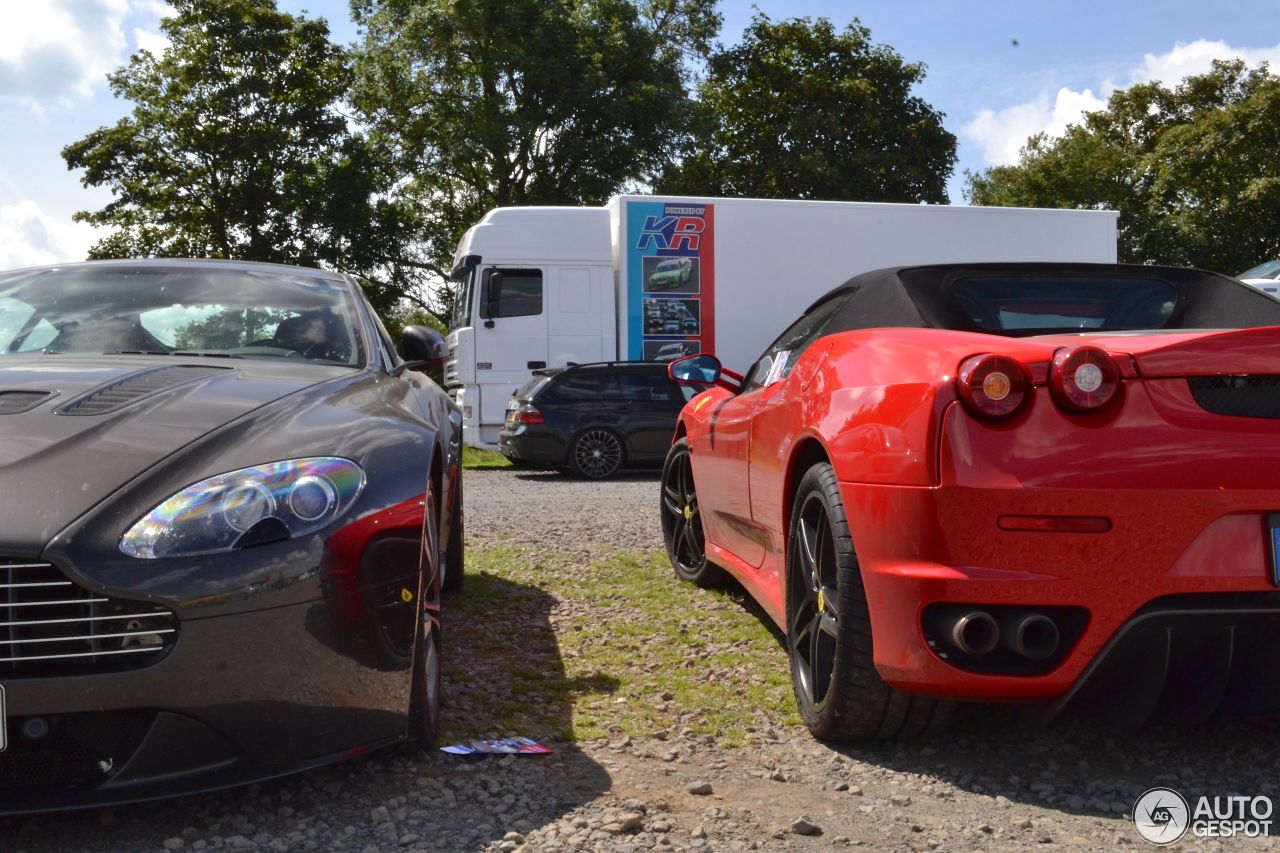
[516,375,552,399]
[949,276,1178,334]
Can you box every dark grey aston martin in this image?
[0,259,463,813]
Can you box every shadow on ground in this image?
[2,574,611,853]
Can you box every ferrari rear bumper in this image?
[1052,593,1280,725]
[840,480,1280,706]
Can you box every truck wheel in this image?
[570,429,623,479]
[786,462,948,741]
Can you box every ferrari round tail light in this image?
[957,354,1030,418]
[1050,346,1120,411]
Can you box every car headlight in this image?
[120,458,366,559]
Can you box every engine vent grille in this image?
[56,365,227,416]
[1188,375,1280,419]
[0,391,54,414]
[0,560,177,677]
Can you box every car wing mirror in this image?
[669,354,727,387]
[398,325,447,374]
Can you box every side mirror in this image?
[480,271,503,327]
[669,354,721,385]
[402,325,447,370]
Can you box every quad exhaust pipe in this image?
[938,609,1062,661]
[947,610,1000,656]
[1000,612,1061,661]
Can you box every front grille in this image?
[1,560,177,677]
[1188,375,1280,418]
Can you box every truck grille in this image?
[1188,375,1280,419]
[444,342,459,386]
[1,560,177,677]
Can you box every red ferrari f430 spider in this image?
[663,263,1280,740]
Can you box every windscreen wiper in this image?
[102,350,245,359]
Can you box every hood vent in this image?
[56,365,229,416]
[0,390,55,414]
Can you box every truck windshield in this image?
[451,265,475,330]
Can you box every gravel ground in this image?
[7,469,1280,851]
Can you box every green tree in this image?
[348,0,720,297]
[62,0,415,303]
[657,13,957,203]
[965,60,1280,272]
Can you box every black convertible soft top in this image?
[812,263,1280,338]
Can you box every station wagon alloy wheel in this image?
[572,429,623,479]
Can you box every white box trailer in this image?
[445,195,1118,449]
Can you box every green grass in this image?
[442,543,799,746]
[461,446,512,469]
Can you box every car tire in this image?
[441,475,464,594]
[661,437,724,587]
[408,489,443,746]
[786,462,948,742]
[570,428,624,479]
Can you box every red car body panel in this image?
[678,315,1280,704]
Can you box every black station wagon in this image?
[497,362,697,478]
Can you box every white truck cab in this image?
[446,207,615,447]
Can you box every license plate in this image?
[0,684,6,752]
[1269,514,1280,587]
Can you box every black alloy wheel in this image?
[660,438,723,586]
[789,488,840,711]
[441,475,464,593]
[786,462,946,741]
[409,489,443,745]
[571,429,624,479]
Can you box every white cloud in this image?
[0,0,172,109]
[132,27,171,57]
[964,38,1280,167]
[965,87,1108,167]
[0,201,98,269]
[1133,39,1280,86]
[131,0,174,56]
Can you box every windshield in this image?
[450,264,475,330]
[656,260,683,272]
[1240,260,1280,281]
[0,265,362,366]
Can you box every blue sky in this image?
[1,0,1277,268]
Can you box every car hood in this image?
[0,355,352,548]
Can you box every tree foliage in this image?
[657,14,957,203]
[65,1,360,263]
[348,0,721,291]
[965,60,1280,273]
